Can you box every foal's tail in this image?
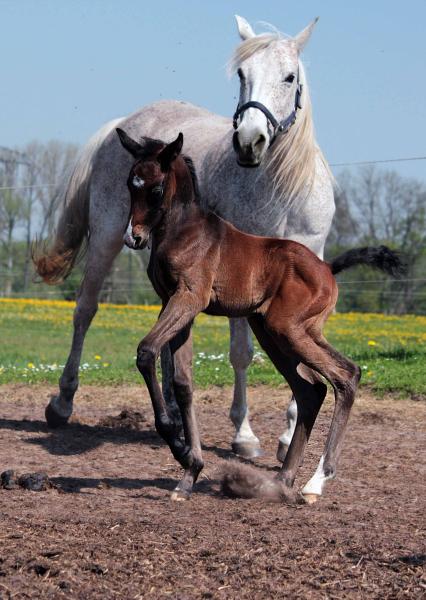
[330,246,405,278]
[32,118,123,284]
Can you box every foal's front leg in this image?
[136,293,204,496]
[169,326,204,501]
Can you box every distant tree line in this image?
[327,166,426,314]
[1,142,425,313]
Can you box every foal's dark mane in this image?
[136,136,200,205]
[182,155,201,205]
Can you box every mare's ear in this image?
[158,133,184,171]
[116,128,144,158]
[294,17,319,53]
[235,15,255,40]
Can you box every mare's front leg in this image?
[136,292,205,496]
[46,234,123,427]
[229,318,261,458]
[169,326,204,501]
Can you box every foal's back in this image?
[207,218,337,321]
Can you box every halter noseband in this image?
[232,70,302,144]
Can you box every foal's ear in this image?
[116,128,144,158]
[235,15,255,40]
[294,17,319,53]
[158,133,184,171]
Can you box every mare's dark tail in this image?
[330,246,406,278]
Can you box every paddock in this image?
[0,384,424,598]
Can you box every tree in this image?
[326,166,426,314]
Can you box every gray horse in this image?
[34,16,334,462]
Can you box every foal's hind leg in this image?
[248,316,327,488]
[287,336,361,503]
[276,365,325,463]
[229,318,261,458]
[45,236,122,426]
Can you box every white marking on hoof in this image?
[302,456,333,499]
[302,493,320,505]
[170,490,189,502]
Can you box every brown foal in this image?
[117,128,403,503]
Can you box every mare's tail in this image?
[32,118,123,284]
[330,246,405,278]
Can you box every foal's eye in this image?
[284,73,295,84]
[237,68,245,81]
[150,185,163,201]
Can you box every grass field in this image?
[0,298,425,396]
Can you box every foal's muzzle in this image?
[123,223,149,250]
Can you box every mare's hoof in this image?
[276,441,289,463]
[232,441,263,459]
[302,493,320,505]
[45,402,70,428]
[170,489,190,502]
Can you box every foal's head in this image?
[117,129,196,249]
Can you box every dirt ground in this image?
[0,384,425,599]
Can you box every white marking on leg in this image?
[229,318,259,447]
[279,396,298,447]
[302,455,333,497]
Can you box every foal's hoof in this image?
[170,489,190,502]
[45,402,70,428]
[302,493,320,505]
[232,441,263,459]
[276,441,289,463]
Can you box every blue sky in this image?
[1,0,425,181]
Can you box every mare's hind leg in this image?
[229,318,261,458]
[169,326,204,501]
[248,316,327,488]
[45,236,123,427]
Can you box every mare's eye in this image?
[284,73,295,84]
[237,68,245,81]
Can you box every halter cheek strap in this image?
[232,70,302,144]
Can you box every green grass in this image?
[0,299,425,396]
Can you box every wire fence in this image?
[1,156,426,192]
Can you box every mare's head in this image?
[117,129,196,249]
[230,15,318,167]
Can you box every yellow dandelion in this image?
[367,340,377,346]
[94,355,101,360]
[27,362,35,369]
[102,362,109,367]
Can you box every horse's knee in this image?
[136,345,156,375]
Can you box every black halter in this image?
[232,70,302,145]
